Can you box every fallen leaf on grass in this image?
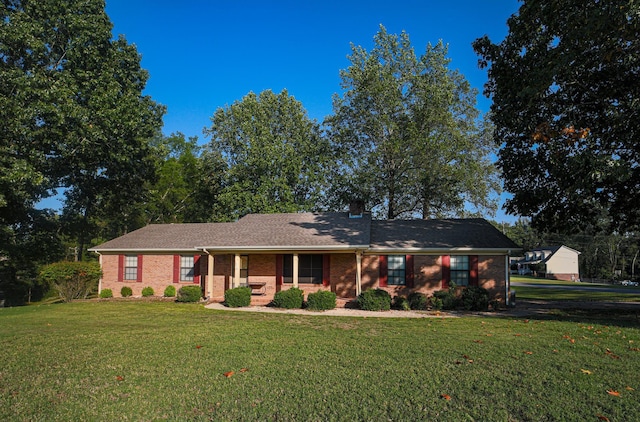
[523,351,533,355]
[223,371,234,378]
[630,347,640,352]
[473,340,483,344]
[240,368,249,373]
[596,414,610,421]
[607,390,621,397]
[195,345,202,349]
[116,376,124,381]
[441,394,451,400]
[580,369,592,375]
[455,360,463,365]
[626,386,635,391]
[514,334,522,337]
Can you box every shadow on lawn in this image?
[500,299,640,328]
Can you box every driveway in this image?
[511,281,640,295]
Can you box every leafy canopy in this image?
[474,1,640,233]
[327,25,499,219]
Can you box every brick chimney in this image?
[349,200,365,218]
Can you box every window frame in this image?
[180,255,195,282]
[283,254,324,284]
[450,255,470,286]
[386,255,406,286]
[124,255,138,281]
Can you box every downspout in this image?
[96,252,103,294]
[505,251,511,307]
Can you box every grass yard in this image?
[511,276,640,302]
[1,301,639,421]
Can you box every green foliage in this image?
[357,288,391,311]
[163,285,176,297]
[38,261,102,302]
[272,287,304,309]
[224,286,252,308]
[141,286,154,297]
[429,296,443,311]
[433,283,459,310]
[306,290,337,311]
[176,286,202,303]
[327,25,499,218]
[407,292,428,310]
[120,286,133,298]
[204,89,331,219]
[474,1,640,233]
[460,286,490,311]
[391,295,411,311]
[99,289,113,299]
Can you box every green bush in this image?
[141,286,154,297]
[357,288,391,311]
[306,290,336,311]
[460,286,490,311]
[99,289,113,299]
[408,292,428,310]
[224,286,251,308]
[120,286,133,297]
[429,295,443,310]
[177,285,202,302]
[38,261,102,302]
[392,295,410,311]
[433,288,458,310]
[272,287,304,309]
[163,285,176,297]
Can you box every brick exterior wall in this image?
[99,252,508,303]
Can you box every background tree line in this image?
[2,0,639,304]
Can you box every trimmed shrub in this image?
[357,288,391,311]
[433,289,457,310]
[225,286,251,308]
[272,287,304,309]
[460,286,490,311]
[429,295,443,311]
[99,289,113,299]
[392,295,410,311]
[141,286,154,297]
[408,292,428,310]
[306,290,337,311]
[120,286,133,297]
[163,285,176,297]
[177,285,202,303]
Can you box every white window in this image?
[450,256,469,286]
[124,255,138,281]
[387,255,406,285]
[180,256,195,281]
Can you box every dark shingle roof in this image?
[89,212,371,252]
[370,218,520,251]
[89,214,519,253]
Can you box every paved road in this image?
[511,282,640,294]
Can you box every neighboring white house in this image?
[515,245,581,281]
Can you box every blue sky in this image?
[101,1,522,222]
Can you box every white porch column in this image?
[234,254,241,288]
[355,251,363,296]
[207,253,214,298]
[97,253,103,293]
[293,253,299,288]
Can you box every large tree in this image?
[1,0,165,260]
[204,89,331,220]
[326,25,499,219]
[474,1,640,233]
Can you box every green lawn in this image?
[1,301,639,421]
[511,275,640,302]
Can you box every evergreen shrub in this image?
[120,286,133,297]
[272,287,304,309]
[357,288,391,311]
[408,292,428,310]
[177,285,201,302]
[99,289,113,299]
[163,285,176,297]
[141,286,154,297]
[224,286,251,308]
[306,290,336,311]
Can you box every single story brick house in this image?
[89,211,520,305]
